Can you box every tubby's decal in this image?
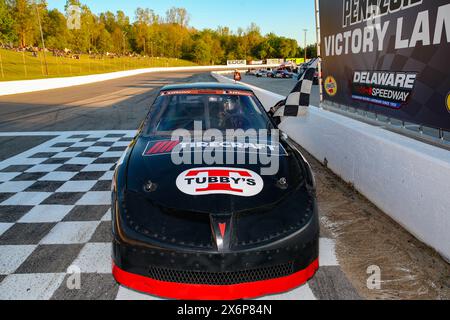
[176,167,264,197]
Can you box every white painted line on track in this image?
[76,191,111,205]
[0,223,13,237]
[39,222,100,245]
[0,273,66,300]
[319,238,339,266]
[257,284,317,300]
[116,286,163,301]
[0,245,36,274]
[1,192,53,206]
[19,205,74,223]
[72,243,112,274]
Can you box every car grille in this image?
[148,262,294,285]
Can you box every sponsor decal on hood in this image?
[176,167,264,197]
[143,140,286,156]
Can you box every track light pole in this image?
[314,0,323,103]
[35,0,48,76]
[303,29,308,62]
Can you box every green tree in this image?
[0,0,16,44]
[99,10,131,53]
[133,8,158,54]
[99,11,117,34]
[3,3,305,63]
[193,39,210,64]
[64,0,80,12]
[95,26,113,53]
[255,41,274,60]
[306,44,317,58]
[165,7,189,27]
[44,9,68,49]
[11,0,34,47]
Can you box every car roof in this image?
[160,82,254,93]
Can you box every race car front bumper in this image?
[113,259,318,300]
[112,211,319,300]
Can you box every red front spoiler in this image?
[112,259,319,300]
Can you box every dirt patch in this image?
[295,142,450,300]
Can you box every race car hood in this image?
[125,137,306,215]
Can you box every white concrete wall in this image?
[0,64,279,96]
[213,72,450,262]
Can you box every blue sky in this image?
[46,0,317,46]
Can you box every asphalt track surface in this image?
[0,71,448,300]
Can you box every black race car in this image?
[111,83,319,300]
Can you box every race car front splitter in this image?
[112,259,319,300]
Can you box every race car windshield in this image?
[144,93,274,135]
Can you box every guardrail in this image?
[213,71,450,262]
[0,64,280,96]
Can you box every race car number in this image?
[176,167,264,197]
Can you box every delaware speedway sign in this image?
[319,0,450,131]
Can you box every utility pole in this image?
[122,32,127,55]
[35,0,48,76]
[143,37,146,56]
[314,0,323,103]
[303,29,308,63]
[0,52,4,79]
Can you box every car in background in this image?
[246,69,258,76]
[273,70,294,79]
[255,69,270,77]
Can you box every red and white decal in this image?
[144,141,180,155]
[176,167,263,197]
[218,223,227,238]
[160,89,253,96]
